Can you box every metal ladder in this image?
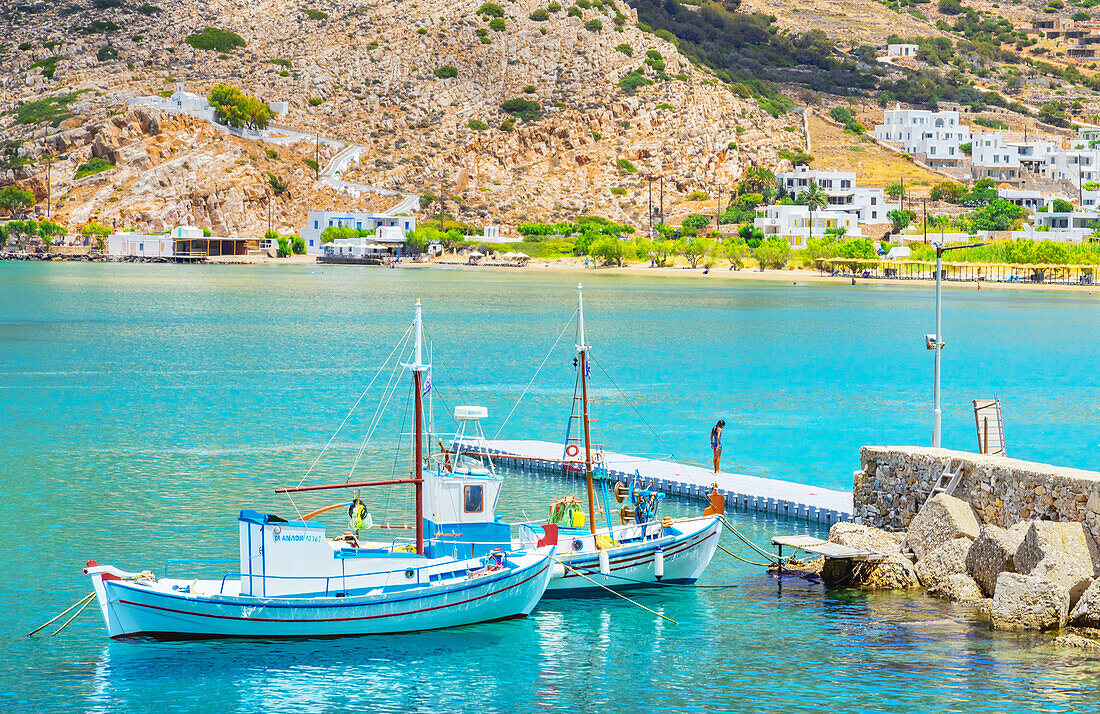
[973,398,1006,456]
[922,459,965,510]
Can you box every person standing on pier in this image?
[710,419,725,474]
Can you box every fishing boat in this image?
[84,300,554,639]
[454,284,724,594]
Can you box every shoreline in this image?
[428,260,1100,294]
[4,252,1097,294]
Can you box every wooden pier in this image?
[455,439,853,525]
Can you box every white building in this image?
[300,211,417,254]
[1015,207,1097,242]
[887,44,918,58]
[754,205,858,249]
[107,232,174,258]
[873,104,970,168]
[970,133,1060,183]
[1047,148,1100,187]
[997,189,1067,211]
[778,166,897,223]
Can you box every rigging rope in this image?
[492,308,579,440]
[295,322,414,489]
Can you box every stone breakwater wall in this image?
[854,446,1100,535]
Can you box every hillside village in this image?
[1,0,1100,275]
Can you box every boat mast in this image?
[577,284,597,537]
[411,299,426,555]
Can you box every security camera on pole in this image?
[927,238,986,447]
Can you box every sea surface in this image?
[1,262,1098,712]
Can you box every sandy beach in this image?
[425,258,1100,294]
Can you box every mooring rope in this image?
[547,554,677,623]
[27,592,95,637]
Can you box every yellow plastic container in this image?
[571,509,585,528]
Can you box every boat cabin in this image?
[423,406,512,559]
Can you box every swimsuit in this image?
[711,433,721,450]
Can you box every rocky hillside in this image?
[1,0,799,235]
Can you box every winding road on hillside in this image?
[130,95,419,216]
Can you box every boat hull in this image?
[542,516,722,594]
[88,553,553,639]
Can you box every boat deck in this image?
[454,439,853,525]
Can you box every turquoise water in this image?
[1,262,1098,712]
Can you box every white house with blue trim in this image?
[300,210,417,255]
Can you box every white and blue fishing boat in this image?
[454,285,723,594]
[84,301,553,639]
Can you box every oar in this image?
[27,592,95,637]
[548,554,677,624]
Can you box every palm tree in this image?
[742,166,777,199]
[799,180,828,245]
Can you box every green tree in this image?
[887,209,911,234]
[406,230,429,254]
[806,235,838,269]
[969,200,1027,231]
[650,237,675,266]
[721,237,748,267]
[678,236,710,268]
[885,181,905,199]
[738,223,764,249]
[741,166,777,196]
[276,236,292,257]
[320,225,356,243]
[754,236,791,269]
[929,181,967,203]
[0,185,35,216]
[680,213,711,235]
[590,235,625,266]
[1051,198,1074,213]
[208,84,274,130]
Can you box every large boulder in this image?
[821,523,918,590]
[1015,521,1099,607]
[966,523,1030,597]
[942,573,985,603]
[1069,579,1100,627]
[991,572,1070,631]
[828,522,904,553]
[914,538,971,595]
[822,552,920,590]
[906,493,981,562]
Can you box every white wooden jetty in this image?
[454,439,853,525]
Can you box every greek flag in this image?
[422,373,432,395]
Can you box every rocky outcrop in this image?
[1069,580,1100,627]
[966,523,1030,597]
[914,538,971,597]
[991,572,1070,631]
[941,573,985,603]
[1052,632,1100,651]
[1015,521,1099,607]
[821,523,919,590]
[906,493,980,562]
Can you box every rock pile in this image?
[821,493,1100,634]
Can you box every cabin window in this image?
[464,485,484,513]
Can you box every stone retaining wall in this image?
[854,446,1100,535]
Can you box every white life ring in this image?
[593,452,603,464]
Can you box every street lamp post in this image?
[928,240,987,448]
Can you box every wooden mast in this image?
[412,299,426,555]
[577,284,597,537]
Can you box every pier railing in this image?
[819,258,1096,286]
